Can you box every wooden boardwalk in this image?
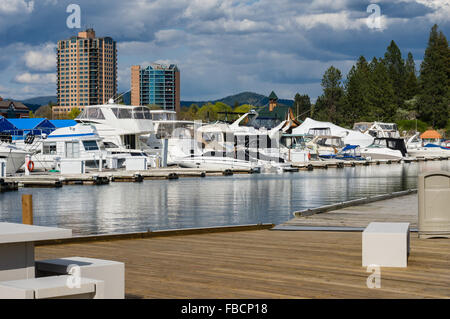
[279,194,418,230]
[36,229,450,298]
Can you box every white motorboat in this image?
[0,142,29,174]
[305,135,345,158]
[353,121,400,139]
[406,132,450,158]
[76,101,157,153]
[360,138,407,160]
[175,151,261,172]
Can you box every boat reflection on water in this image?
[0,160,448,235]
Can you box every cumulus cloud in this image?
[14,72,56,84]
[0,0,448,100]
[0,0,34,14]
[23,43,56,71]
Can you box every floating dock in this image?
[1,155,448,190]
[275,190,418,231]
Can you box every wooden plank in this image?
[35,230,450,299]
[284,194,418,229]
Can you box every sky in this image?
[0,0,448,102]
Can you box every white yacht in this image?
[354,122,400,138]
[16,124,110,170]
[360,137,407,160]
[0,142,29,175]
[76,101,156,154]
[175,151,261,172]
[406,132,450,157]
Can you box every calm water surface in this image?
[0,161,448,235]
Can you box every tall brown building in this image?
[54,29,117,117]
[130,63,180,113]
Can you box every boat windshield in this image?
[157,123,195,139]
[77,107,105,120]
[152,112,177,121]
[315,137,344,148]
[308,128,331,136]
[111,108,132,119]
[132,107,152,119]
[82,140,99,151]
[103,141,119,149]
[281,136,306,149]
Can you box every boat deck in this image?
[36,228,450,299]
[277,194,418,230]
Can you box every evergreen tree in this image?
[339,56,371,126]
[384,40,407,109]
[404,52,419,101]
[417,24,450,128]
[313,66,344,123]
[367,57,397,121]
[293,93,312,120]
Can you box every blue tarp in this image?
[0,118,56,139]
[7,118,55,130]
[0,117,16,131]
[50,120,77,128]
[341,144,359,151]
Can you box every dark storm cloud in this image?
[0,0,448,100]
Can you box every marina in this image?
[0,7,449,302]
[0,160,448,236]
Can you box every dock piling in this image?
[22,194,33,225]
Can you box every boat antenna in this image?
[295,107,314,121]
[110,89,131,104]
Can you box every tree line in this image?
[295,24,449,134]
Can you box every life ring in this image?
[307,152,311,160]
[27,160,34,172]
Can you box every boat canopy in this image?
[420,130,442,139]
[341,144,359,151]
[293,118,374,147]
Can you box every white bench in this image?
[35,257,124,299]
[0,275,104,299]
[362,222,410,268]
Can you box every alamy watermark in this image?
[366,4,382,30]
[366,265,381,289]
[66,4,81,29]
[66,264,81,289]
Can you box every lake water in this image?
[0,160,448,235]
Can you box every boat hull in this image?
[0,150,28,175]
[176,156,259,171]
[360,148,403,160]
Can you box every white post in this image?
[162,139,168,168]
[98,152,103,172]
[25,155,31,176]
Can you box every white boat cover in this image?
[292,118,374,147]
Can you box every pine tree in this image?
[339,56,371,126]
[294,93,312,120]
[417,24,449,128]
[313,66,344,123]
[367,57,397,121]
[404,52,419,101]
[384,40,407,109]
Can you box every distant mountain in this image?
[21,96,57,106]
[16,91,295,110]
[181,91,294,108]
